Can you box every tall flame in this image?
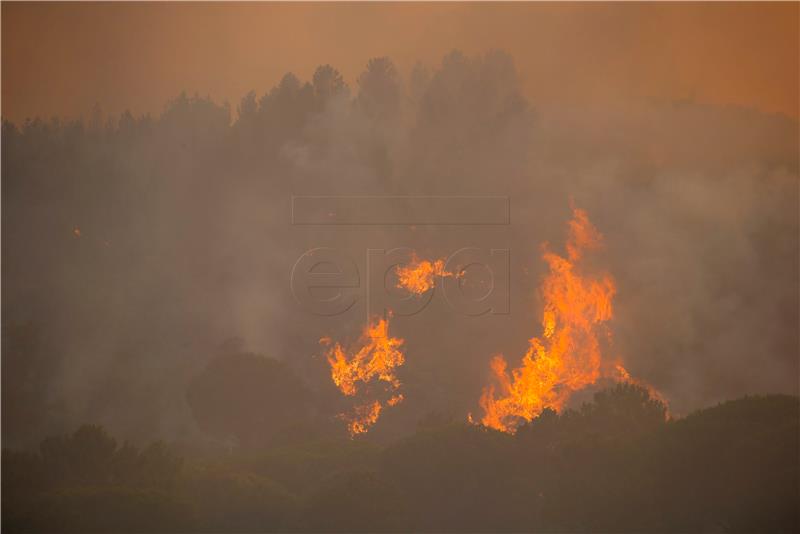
[395,254,455,295]
[479,207,618,433]
[321,317,405,436]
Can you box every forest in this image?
[3,48,799,532]
[4,383,799,532]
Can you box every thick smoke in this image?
[2,49,797,446]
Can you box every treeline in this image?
[3,49,797,451]
[3,386,798,533]
[1,51,532,447]
[3,49,798,533]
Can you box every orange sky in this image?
[2,2,798,123]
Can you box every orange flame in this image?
[395,254,455,295]
[322,317,405,436]
[479,207,618,433]
[614,364,670,412]
[346,401,382,435]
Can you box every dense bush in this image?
[4,387,798,533]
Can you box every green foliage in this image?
[3,389,798,533]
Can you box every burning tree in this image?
[321,317,406,436]
[478,207,659,433]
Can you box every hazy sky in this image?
[2,2,798,123]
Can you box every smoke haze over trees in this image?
[2,1,799,529]
[3,51,797,449]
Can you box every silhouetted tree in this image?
[357,57,403,122]
[312,65,348,106]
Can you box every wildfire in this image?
[321,316,405,436]
[478,207,619,433]
[614,364,670,411]
[395,254,455,295]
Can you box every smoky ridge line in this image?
[1,47,797,452]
